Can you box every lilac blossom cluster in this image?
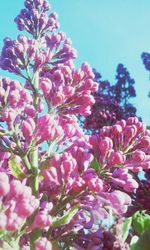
[126,169,150,216]
[0,77,34,129]
[0,34,77,77]
[82,65,137,133]
[15,0,58,38]
[40,63,98,116]
[89,117,149,193]
[84,91,122,132]
[141,52,150,71]
[0,36,37,75]
[0,172,39,232]
[0,0,149,249]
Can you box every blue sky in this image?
[1,1,150,124]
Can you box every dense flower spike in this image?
[126,170,150,216]
[0,77,35,143]
[40,63,98,116]
[0,34,77,75]
[1,5,76,76]
[0,77,33,110]
[15,0,58,38]
[89,117,150,193]
[141,52,150,98]
[82,65,137,133]
[84,91,122,132]
[0,0,148,249]
[141,52,150,71]
[36,114,63,144]
[0,173,39,232]
[0,36,37,74]
[45,32,77,65]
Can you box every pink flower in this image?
[68,177,86,194]
[112,169,139,192]
[31,211,52,229]
[35,237,52,250]
[6,212,24,231]
[108,150,125,166]
[21,118,35,141]
[0,173,40,232]
[16,198,38,217]
[40,77,52,95]
[82,169,103,192]
[36,114,63,144]
[132,150,146,162]
[0,172,10,197]
[109,190,131,214]
[0,213,7,229]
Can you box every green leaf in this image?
[0,230,5,240]
[123,217,132,241]
[52,205,79,227]
[91,159,100,172]
[8,156,27,180]
[132,211,150,235]
[135,228,150,250]
[0,239,20,250]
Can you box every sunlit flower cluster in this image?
[0,0,149,249]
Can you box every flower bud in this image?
[16,197,39,217]
[32,212,52,229]
[138,136,150,148]
[9,180,23,198]
[99,137,113,154]
[21,118,35,139]
[40,77,52,95]
[108,150,125,166]
[69,177,86,194]
[6,212,23,231]
[124,125,137,139]
[36,237,52,250]
[25,105,36,117]
[132,150,145,162]
[112,124,122,135]
[0,213,7,229]
[0,172,10,197]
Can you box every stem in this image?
[30,229,42,250]
[30,147,39,196]
[22,155,31,171]
[32,70,40,123]
[29,147,39,248]
[30,70,40,196]
[24,55,40,249]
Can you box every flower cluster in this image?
[89,117,150,193]
[0,0,148,249]
[82,65,137,133]
[15,0,58,38]
[40,63,98,116]
[45,32,77,65]
[0,35,37,75]
[84,91,122,132]
[72,226,130,250]
[0,172,39,232]
[126,170,150,216]
[1,0,77,77]
[113,64,136,105]
[0,77,33,129]
[22,114,64,145]
[141,52,150,71]
[0,35,77,76]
